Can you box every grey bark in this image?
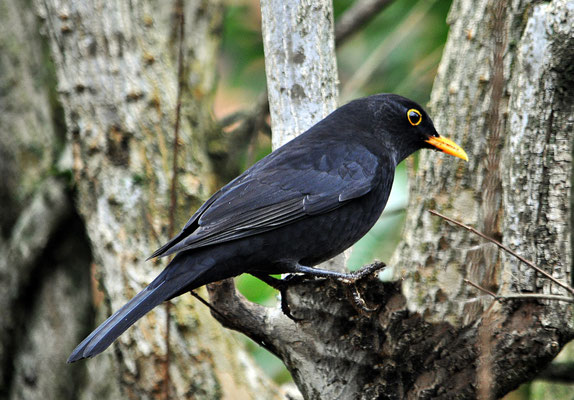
[259,0,346,274]
[3,0,573,398]
[209,0,574,399]
[394,0,573,328]
[393,0,573,326]
[0,0,91,397]
[260,0,339,149]
[0,0,282,399]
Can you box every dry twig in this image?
[335,0,395,44]
[463,279,574,304]
[429,210,574,296]
[164,2,186,397]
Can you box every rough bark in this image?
[393,0,573,328]
[260,0,339,149]
[209,0,574,398]
[0,0,92,397]
[32,1,281,399]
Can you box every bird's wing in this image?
[149,140,381,258]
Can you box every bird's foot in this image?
[347,283,379,314]
[253,262,386,319]
[286,261,386,282]
[285,261,386,315]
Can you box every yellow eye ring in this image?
[407,109,422,126]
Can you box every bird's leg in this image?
[287,261,386,283]
[250,273,306,321]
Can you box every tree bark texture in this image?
[20,1,282,399]
[209,0,574,399]
[394,0,573,328]
[0,0,93,398]
[260,0,339,149]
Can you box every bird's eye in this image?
[407,109,422,126]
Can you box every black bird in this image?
[68,93,467,362]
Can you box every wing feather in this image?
[149,139,382,259]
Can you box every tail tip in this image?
[67,350,84,363]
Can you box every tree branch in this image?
[206,279,289,357]
[464,279,574,304]
[213,0,396,180]
[0,179,71,300]
[341,0,437,100]
[334,0,395,44]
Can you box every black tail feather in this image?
[68,255,208,362]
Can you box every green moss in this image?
[132,173,146,186]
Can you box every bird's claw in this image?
[280,290,304,322]
[278,274,308,321]
[337,262,386,315]
[348,284,378,314]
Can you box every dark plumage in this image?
[68,93,467,362]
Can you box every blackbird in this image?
[68,93,467,362]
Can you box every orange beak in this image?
[425,136,469,161]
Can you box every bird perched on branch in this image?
[68,93,467,362]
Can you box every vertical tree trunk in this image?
[394,0,573,329]
[391,0,574,396]
[260,0,339,149]
[31,1,281,399]
[259,0,345,273]
[0,0,92,398]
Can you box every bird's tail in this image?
[68,254,209,362]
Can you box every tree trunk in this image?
[260,0,339,149]
[259,0,344,275]
[1,1,282,399]
[0,0,91,398]
[3,0,573,398]
[209,0,574,398]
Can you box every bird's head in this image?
[354,94,468,164]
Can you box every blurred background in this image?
[211,1,574,397]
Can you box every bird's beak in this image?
[425,135,469,161]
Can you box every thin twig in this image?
[335,0,395,44]
[169,5,185,238]
[219,111,250,128]
[499,294,574,303]
[430,210,574,296]
[464,279,574,304]
[189,290,229,322]
[341,0,437,101]
[464,279,498,299]
[164,2,186,398]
